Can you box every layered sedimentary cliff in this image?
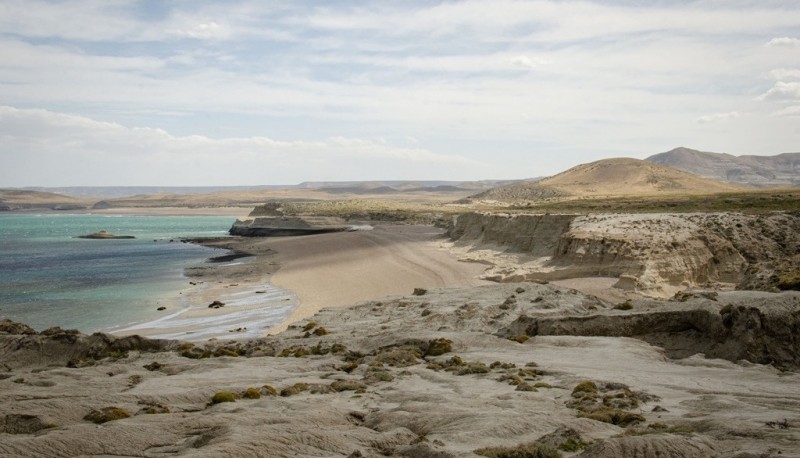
[229,202,352,236]
[447,211,800,296]
[229,216,350,236]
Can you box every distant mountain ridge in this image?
[20,180,529,199]
[646,147,800,188]
[467,157,740,203]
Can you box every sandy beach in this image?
[114,224,489,340]
[266,225,489,333]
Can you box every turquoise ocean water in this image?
[0,214,234,333]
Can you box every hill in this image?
[646,147,800,187]
[0,189,89,211]
[468,157,741,203]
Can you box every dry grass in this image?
[475,442,562,458]
[83,407,131,424]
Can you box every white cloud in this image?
[771,105,800,117]
[168,21,229,40]
[1,1,800,184]
[760,82,800,101]
[766,37,800,47]
[510,55,551,69]
[769,68,800,80]
[0,106,486,186]
[696,112,740,124]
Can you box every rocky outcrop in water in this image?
[77,230,135,239]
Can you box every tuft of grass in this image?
[373,348,422,367]
[210,391,237,404]
[365,367,394,382]
[302,321,317,332]
[572,380,598,397]
[559,438,590,452]
[777,271,800,290]
[518,369,538,378]
[331,380,367,392]
[279,346,311,358]
[105,350,129,360]
[280,383,310,397]
[313,327,329,336]
[261,385,278,396]
[139,404,170,415]
[339,362,359,373]
[84,407,131,424]
[143,362,163,371]
[242,387,262,399]
[614,300,633,311]
[213,347,239,357]
[578,406,645,427]
[425,338,453,356]
[456,362,490,376]
[511,335,529,344]
[475,442,562,458]
[180,348,211,359]
[499,374,524,386]
[516,382,537,392]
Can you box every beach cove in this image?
[115,223,490,340]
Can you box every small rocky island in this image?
[77,230,135,239]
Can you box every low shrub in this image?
[261,385,278,396]
[210,391,236,404]
[425,338,453,357]
[84,407,131,424]
[280,383,310,397]
[331,380,367,392]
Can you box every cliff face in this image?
[446,213,576,257]
[448,212,800,296]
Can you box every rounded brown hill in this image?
[471,157,742,202]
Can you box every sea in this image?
[0,213,237,333]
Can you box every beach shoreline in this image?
[112,223,491,340]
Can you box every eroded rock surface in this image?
[1,285,798,457]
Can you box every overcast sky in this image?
[1,0,799,186]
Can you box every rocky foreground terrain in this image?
[2,282,799,457]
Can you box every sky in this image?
[0,0,799,186]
